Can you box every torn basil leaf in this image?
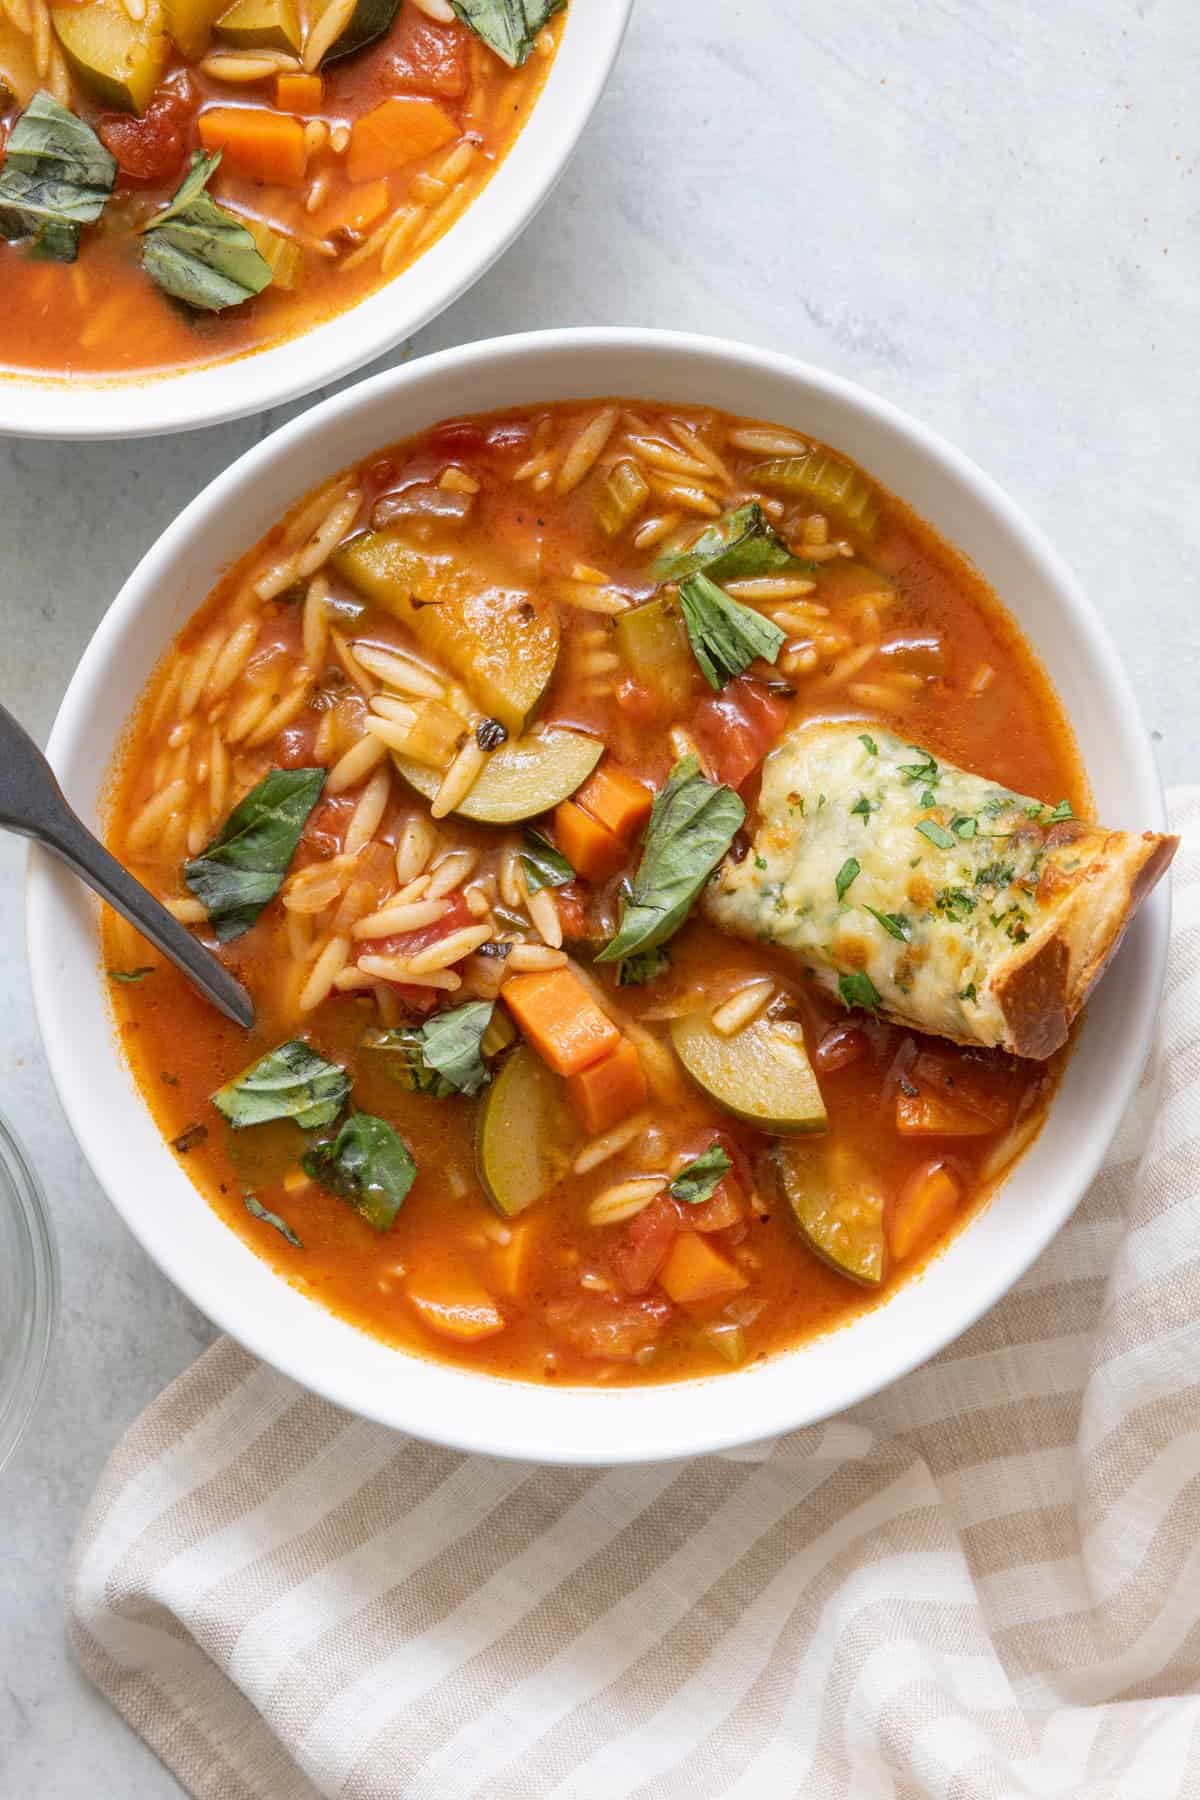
[364,1000,494,1099]
[451,0,565,67]
[520,831,574,896]
[184,766,325,941]
[142,151,273,313]
[597,757,745,964]
[616,946,671,987]
[301,1112,416,1231]
[243,1192,303,1248]
[213,1039,350,1131]
[655,502,814,584]
[677,571,786,692]
[670,1144,732,1206]
[0,92,115,257]
[838,971,881,1014]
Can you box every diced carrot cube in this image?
[502,969,620,1078]
[895,1092,995,1136]
[575,762,654,840]
[407,1269,505,1341]
[346,95,457,183]
[314,178,390,240]
[275,72,323,113]
[566,1037,647,1136]
[553,798,626,882]
[197,107,307,186]
[659,1233,747,1305]
[889,1160,961,1261]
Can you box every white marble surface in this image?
[1,0,1196,1791]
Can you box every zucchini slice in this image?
[392,726,602,826]
[775,1141,886,1287]
[669,1013,827,1134]
[51,0,167,113]
[476,1045,574,1217]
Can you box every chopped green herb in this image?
[363,1001,494,1098]
[858,733,878,756]
[213,1039,350,1130]
[616,946,671,987]
[863,906,910,942]
[520,830,574,895]
[243,1192,303,1248]
[677,571,785,691]
[107,965,155,984]
[835,856,860,901]
[655,501,814,584]
[1024,802,1044,819]
[838,971,882,1013]
[184,766,325,941]
[958,982,978,1003]
[451,0,565,66]
[670,1145,733,1206]
[975,860,1015,889]
[899,749,939,787]
[597,758,744,964]
[754,854,768,871]
[950,814,978,839]
[171,1122,208,1154]
[916,818,956,850]
[0,92,115,259]
[142,151,273,313]
[301,1113,416,1231]
[935,887,977,923]
[851,795,877,821]
[1047,799,1074,822]
[475,716,508,751]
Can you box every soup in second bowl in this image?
[0,1,562,378]
[99,400,1174,1383]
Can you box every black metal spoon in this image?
[1,702,254,1030]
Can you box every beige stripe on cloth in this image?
[69,792,1200,1800]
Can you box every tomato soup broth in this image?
[0,4,560,378]
[102,400,1080,1384]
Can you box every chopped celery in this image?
[593,458,650,536]
[703,1321,747,1365]
[404,699,464,768]
[244,217,301,290]
[614,596,696,709]
[750,452,879,539]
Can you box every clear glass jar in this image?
[0,1111,58,1470]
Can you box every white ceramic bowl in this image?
[27,330,1170,1463]
[0,3,631,440]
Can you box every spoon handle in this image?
[1,704,254,1030]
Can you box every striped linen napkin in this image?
[69,793,1199,1800]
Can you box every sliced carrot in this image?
[659,1233,747,1306]
[575,762,654,841]
[197,107,307,186]
[553,798,625,882]
[314,178,390,240]
[566,1037,647,1136]
[890,1160,961,1262]
[407,1268,505,1341]
[491,1223,533,1300]
[502,968,620,1078]
[346,95,457,183]
[895,1091,995,1136]
[275,72,323,113]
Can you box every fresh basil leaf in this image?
[451,0,565,67]
[0,92,115,248]
[677,571,786,692]
[301,1112,416,1231]
[863,906,910,942]
[142,151,272,313]
[616,946,671,987]
[108,965,155,984]
[838,971,881,1013]
[670,1144,733,1206]
[243,1192,303,1248]
[212,1039,349,1131]
[655,502,813,584]
[520,831,574,896]
[365,1001,494,1099]
[596,758,745,964]
[834,856,860,901]
[184,767,325,941]
[1047,799,1074,822]
[915,818,956,850]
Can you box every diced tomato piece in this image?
[613,673,663,726]
[358,892,473,961]
[429,419,485,458]
[545,1293,672,1361]
[680,1178,743,1233]
[99,81,196,186]
[691,676,790,789]
[814,1022,870,1073]
[551,879,591,943]
[274,719,319,767]
[388,11,469,97]
[612,1196,680,1294]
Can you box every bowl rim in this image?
[0,0,633,441]
[27,328,1171,1463]
[0,1109,60,1473]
